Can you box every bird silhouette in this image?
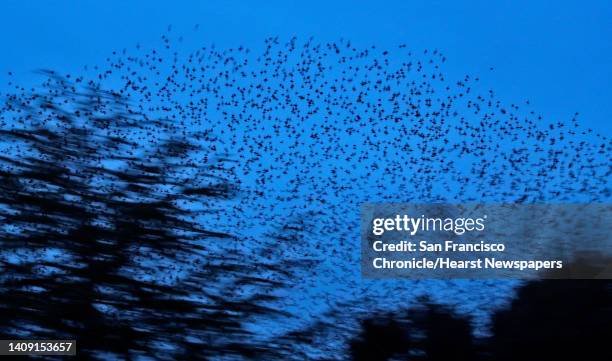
[0,32,609,360]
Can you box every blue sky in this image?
[0,1,609,350]
[1,0,611,135]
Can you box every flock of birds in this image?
[1,31,610,357]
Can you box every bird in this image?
[0,31,610,359]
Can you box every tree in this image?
[0,73,293,360]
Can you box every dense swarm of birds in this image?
[0,31,610,360]
[0,74,307,360]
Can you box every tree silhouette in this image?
[348,280,611,361]
[0,73,295,360]
[489,280,611,361]
[349,302,476,361]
